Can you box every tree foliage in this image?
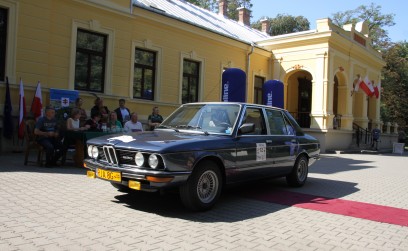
[331,3,395,50]
[185,0,253,20]
[380,42,408,128]
[252,14,310,36]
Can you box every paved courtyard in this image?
[0,151,407,250]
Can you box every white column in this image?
[310,52,328,129]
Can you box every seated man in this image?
[124,112,144,132]
[34,105,66,167]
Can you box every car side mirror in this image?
[239,123,255,134]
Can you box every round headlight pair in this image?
[87,145,99,158]
[134,152,159,169]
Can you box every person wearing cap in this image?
[34,105,66,167]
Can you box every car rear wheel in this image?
[286,155,308,187]
[179,160,222,211]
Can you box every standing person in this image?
[124,112,144,132]
[398,129,406,144]
[74,97,87,127]
[371,125,381,150]
[91,97,109,124]
[114,98,131,126]
[148,106,163,130]
[34,105,66,167]
[109,111,122,131]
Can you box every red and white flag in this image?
[374,81,381,99]
[360,76,375,96]
[18,79,27,139]
[31,81,43,120]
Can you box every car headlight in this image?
[135,152,144,166]
[87,145,93,158]
[91,146,99,158]
[148,154,159,169]
[87,145,98,158]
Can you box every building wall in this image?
[0,0,272,152]
[1,0,271,114]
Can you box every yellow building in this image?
[0,0,398,152]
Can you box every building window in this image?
[133,48,156,100]
[254,76,265,104]
[182,59,200,104]
[0,7,8,81]
[74,29,107,92]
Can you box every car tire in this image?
[111,182,132,192]
[179,160,223,211]
[286,155,308,187]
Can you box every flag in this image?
[31,81,43,120]
[18,79,26,139]
[2,77,13,139]
[353,76,361,94]
[359,76,375,96]
[366,76,375,95]
[374,81,381,99]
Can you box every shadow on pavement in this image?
[112,176,359,223]
[310,154,376,174]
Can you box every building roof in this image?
[132,0,271,44]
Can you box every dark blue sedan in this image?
[85,102,320,211]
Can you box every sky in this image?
[250,0,407,43]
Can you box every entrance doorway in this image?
[297,77,312,128]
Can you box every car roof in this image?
[182,102,286,112]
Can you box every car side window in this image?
[265,109,290,135]
[242,107,266,135]
[283,115,295,135]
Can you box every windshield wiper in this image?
[176,125,202,129]
[157,125,179,132]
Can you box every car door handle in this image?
[266,140,273,143]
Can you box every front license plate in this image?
[96,168,121,182]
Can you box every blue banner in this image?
[263,80,284,108]
[222,68,246,102]
[50,88,79,109]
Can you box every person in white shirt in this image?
[67,108,89,131]
[124,112,144,132]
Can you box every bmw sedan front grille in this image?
[103,145,118,165]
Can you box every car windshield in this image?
[158,103,241,135]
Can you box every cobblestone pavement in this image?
[0,151,407,251]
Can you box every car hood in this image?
[86,129,233,153]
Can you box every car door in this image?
[232,106,272,182]
[264,108,297,175]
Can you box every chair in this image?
[24,119,45,166]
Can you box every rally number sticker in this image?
[256,143,266,161]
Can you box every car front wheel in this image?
[179,160,222,211]
[286,155,308,187]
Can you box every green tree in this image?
[252,14,310,36]
[380,42,408,128]
[331,3,395,50]
[185,0,218,11]
[185,0,252,20]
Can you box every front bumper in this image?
[84,158,191,192]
